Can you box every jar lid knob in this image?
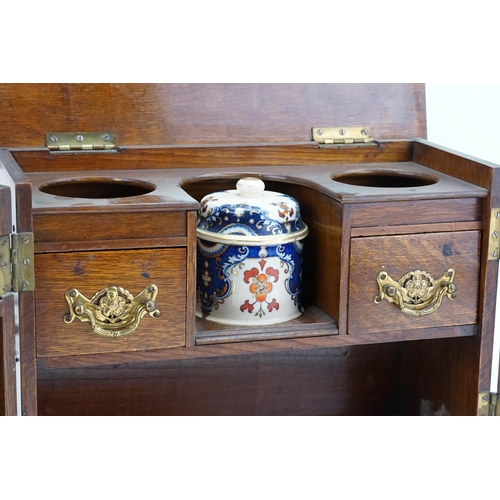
[236,177,265,198]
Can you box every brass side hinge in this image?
[478,392,499,416]
[46,132,117,153]
[0,232,35,294]
[312,126,376,147]
[488,208,500,260]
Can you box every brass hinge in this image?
[0,232,35,294]
[312,126,376,147]
[478,392,499,416]
[488,208,500,260]
[46,132,117,153]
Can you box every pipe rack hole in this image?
[39,178,156,199]
[331,170,437,188]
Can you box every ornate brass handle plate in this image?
[374,268,456,317]
[64,285,160,337]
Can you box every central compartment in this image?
[181,174,340,344]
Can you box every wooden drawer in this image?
[35,248,187,357]
[348,231,480,334]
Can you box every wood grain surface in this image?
[2,85,498,416]
[35,248,187,357]
[349,231,481,334]
[36,343,404,416]
[0,185,11,235]
[349,197,484,228]
[33,210,189,247]
[0,83,426,147]
[11,141,415,172]
[401,336,481,416]
[0,149,38,415]
[414,140,500,393]
[0,294,17,415]
[0,181,12,415]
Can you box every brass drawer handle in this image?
[64,285,160,337]
[374,268,456,317]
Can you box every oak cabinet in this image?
[0,83,498,416]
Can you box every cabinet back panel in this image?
[37,344,403,416]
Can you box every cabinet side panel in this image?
[287,189,345,328]
[401,336,481,416]
[0,150,37,415]
[414,141,500,392]
[0,294,17,415]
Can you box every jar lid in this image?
[196,177,308,244]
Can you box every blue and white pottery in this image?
[196,177,309,325]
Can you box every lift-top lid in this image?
[0,83,426,148]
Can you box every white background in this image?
[426,84,500,165]
[4,2,499,495]
[426,83,500,391]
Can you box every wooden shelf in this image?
[36,323,477,372]
[195,306,337,345]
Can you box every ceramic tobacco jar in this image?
[196,177,309,325]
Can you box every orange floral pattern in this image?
[240,260,280,317]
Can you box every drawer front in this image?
[348,231,480,334]
[35,248,186,357]
[33,210,188,244]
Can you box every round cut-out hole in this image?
[39,178,156,199]
[331,170,437,188]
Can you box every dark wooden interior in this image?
[37,344,404,416]
[0,83,497,416]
